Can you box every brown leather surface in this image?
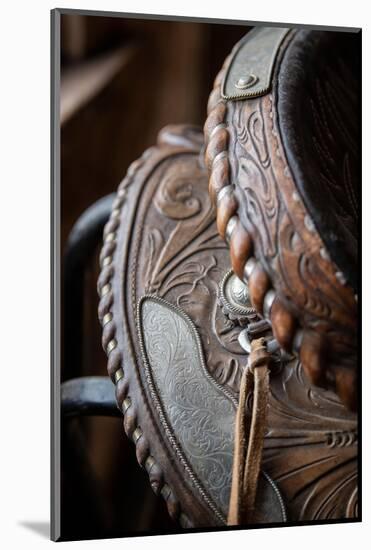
[204,29,358,411]
[98,124,357,528]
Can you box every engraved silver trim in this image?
[218,269,256,318]
[262,471,287,522]
[137,295,237,524]
[136,295,287,524]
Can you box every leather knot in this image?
[249,337,271,370]
[228,335,272,525]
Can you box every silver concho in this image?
[218,269,257,326]
[137,295,287,524]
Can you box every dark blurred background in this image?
[60,12,249,540]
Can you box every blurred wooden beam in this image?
[61,46,135,124]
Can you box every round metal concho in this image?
[218,269,256,325]
[235,73,259,90]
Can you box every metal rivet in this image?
[112,208,120,218]
[114,368,124,384]
[292,191,300,202]
[235,74,258,90]
[145,455,155,473]
[243,257,257,282]
[102,312,113,326]
[132,427,143,444]
[100,283,111,297]
[106,339,117,355]
[122,397,131,413]
[263,290,276,318]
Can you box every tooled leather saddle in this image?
[98,27,359,528]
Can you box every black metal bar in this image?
[61,376,120,418]
[63,194,115,380]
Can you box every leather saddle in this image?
[97,27,358,528]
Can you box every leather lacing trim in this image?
[228,337,271,525]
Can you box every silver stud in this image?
[235,74,258,90]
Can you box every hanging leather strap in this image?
[228,337,271,525]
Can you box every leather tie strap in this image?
[228,337,271,525]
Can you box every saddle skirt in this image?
[97,122,357,528]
